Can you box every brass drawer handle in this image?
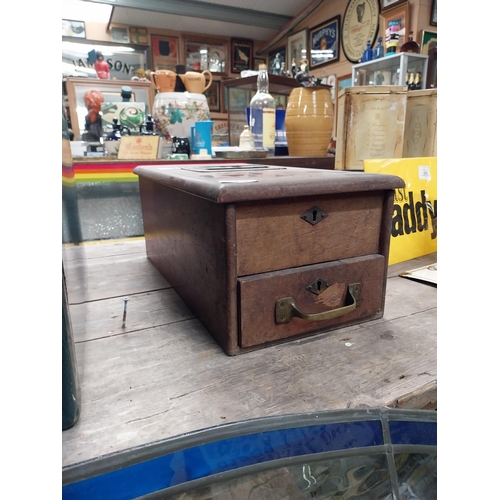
[275,283,361,324]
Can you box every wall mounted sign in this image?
[341,0,380,63]
[309,16,341,69]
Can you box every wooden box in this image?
[335,86,407,171]
[134,164,405,355]
[403,89,437,158]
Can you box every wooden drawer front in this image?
[235,192,383,276]
[238,254,385,348]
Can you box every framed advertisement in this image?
[151,35,179,71]
[129,27,148,44]
[381,2,411,52]
[65,78,155,141]
[268,46,286,76]
[309,16,340,69]
[287,29,308,72]
[341,0,380,63]
[204,81,220,112]
[62,19,86,38]
[231,39,253,73]
[185,38,228,75]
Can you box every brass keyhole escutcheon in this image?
[301,206,327,225]
[306,278,330,295]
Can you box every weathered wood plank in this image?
[70,289,196,342]
[62,308,436,467]
[64,250,170,304]
[387,252,437,278]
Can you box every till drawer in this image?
[238,254,385,348]
[236,192,384,276]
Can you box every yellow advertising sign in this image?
[364,157,437,265]
[118,136,160,160]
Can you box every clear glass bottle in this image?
[239,125,254,150]
[249,64,276,156]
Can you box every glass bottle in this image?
[373,36,384,59]
[239,125,254,150]
[407,72,416,91]
[414,72,422,90]
[249,64,276,156]
[361,41,373,62]
[400,31,420,53]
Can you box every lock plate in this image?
[306,278,331,295]
[301,206,327,225]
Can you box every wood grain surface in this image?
[62,240,436,467]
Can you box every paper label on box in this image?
[418,165,431,181]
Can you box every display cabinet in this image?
[352,53,429,90]
[222,74,300,146]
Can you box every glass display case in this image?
[352,53,429,90]
[222,75,300,146]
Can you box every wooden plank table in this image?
[62,239,437,468]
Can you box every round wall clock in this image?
[341,0,380,63]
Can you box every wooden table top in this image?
[62,238,437,468]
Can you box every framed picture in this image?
[111,27,129,43]
[380,0,407,11]
[62,19,86,38]
[185,38,228,75]
[421,30,437,55]
[221,81,229,113]
[287,29,308,72]
[204,80,220,112]
[430,0,437,26]
[380,1,411,51]
[129,27,148,44]
[338,74,353,93]
[231,39,253,73]
[253,58,265,71]
[151,35,179,71]
[309,16,340,69]
[65,78,155,141]
[268,46,286,76]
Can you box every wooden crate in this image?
[403,89,437,158]
[335,86,407,171]
[135,164,404,355]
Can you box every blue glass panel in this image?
[389,420,437,446]
[63,420,383,500]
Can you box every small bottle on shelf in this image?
[407,72,416,91]
[361,41,373,62]
[400,31,420,53]
[414,72,422,90]
[239,125,255,150]
[373,36,385,59]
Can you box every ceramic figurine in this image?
[82,89,104,142]
[94,52,110,79]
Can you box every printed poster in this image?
[364,157,437,265]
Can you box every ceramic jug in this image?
[150,70,177,93]
[179,70,213,93]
